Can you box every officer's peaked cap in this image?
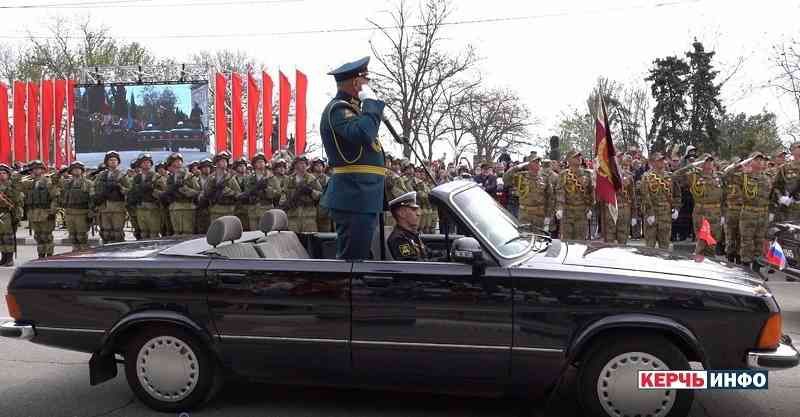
[389,191,420,210]
[328,56,370,82]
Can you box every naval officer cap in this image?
[328,56,370,82]
[389,191,420,211]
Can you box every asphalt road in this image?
[0,246,799,417]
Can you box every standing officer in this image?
[244,153,282,231]
[773,142,800,222]
[640,152,680,249]
[94,151,130,243]
[194,158,212,234]
[202,151,241,224]
[160,153,200,236]
[310,157,333,232]
[414,166,434,233]
[555,150,594,240]
[386,191,428,261]
[605,154,636,244]
[131,153,161,239]
[232,157,250,230]
[723,158,744,263]
[281,155,322,233]
[673,154,723,255]
[19,160,60,258]
[0,164,22,266]
[726,152,771,271]
[60,161,94,251]
[503,155,552,232]
[320,56,387,260]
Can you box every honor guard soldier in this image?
[19,160,60,258]
[160,153,200,235]
[130,153,162,239]
[555,150,594,240]
[722,158,744,263]
[202,151,241,224]
[726,152,772,272]
[94,151,130,243]
[232,157,251,230]
[155,161,173,237]
[503,155,553,232]
[60,161,94,251]
[310,157,333,232]
[414,166,434,233]
[386,191,428,261]
[281,155,322,233]
[774,142,800,222]
[0,164,22,265]
[608,154,637,244]
[243,153,282,231]
[320,56,387,260]
[194,158,213,234]
[126,159,142,240]
[272,158,289,193]
[640,152,680,249]
[673,154,723,255]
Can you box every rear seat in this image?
[254,210,310,259]
[206,216,261,259]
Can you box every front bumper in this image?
[0,317,35,340]
[747,335,799,370]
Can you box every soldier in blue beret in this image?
[320,56,387,260]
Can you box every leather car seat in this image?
[206,216,261,258]
[255,209,310,259]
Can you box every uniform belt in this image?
[742,206,769,212]
[520,205,545,212]
[333,165,386,176]
[695,203,721,209]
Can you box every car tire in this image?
[124,325,218,412]
[577,334,693,417]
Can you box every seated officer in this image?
[387,191,428,261]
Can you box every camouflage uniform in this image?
[314,171,333,232]
[737,155,773,265]
[19,163,60,258]
[384,169,407,228]
[556,161,594,241]
[160,164,201,236]
[723,166,744,262]
[194,165,212,234]
[640,156,679,249]
[503,160,553,232]
[203,170,242,224]
[281,171,322,233]
[604,167,636,244]
[414,175,434,233]
[132,168,162,240]
[60,163,94,251]
[773,158,800,222]
[234,172,250,231]
[244,171,282,231]
[0,166,22,265]
[94,153,130,243]
[673,157,723,256]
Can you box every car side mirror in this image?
[451,237,487,276]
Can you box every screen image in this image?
[74,81,210,168]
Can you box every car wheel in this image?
[124,325,217,412]
[577,335,693,417]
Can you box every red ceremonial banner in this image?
[0,83,9,164]
[594,96,622,205]
[214,73,228,153]
[12,81,26,163]
[231,72,244,160]
[247,73,260,159]
[54,80,66,168]
[41,80,54,166]
[27,82,39,162]
[262,71,273,158]
[66,80,75,163]
[278,71,290,150]
[295,70,307,156]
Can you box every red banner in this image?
[12,81,26,163]
[41,80,53,167]
[214,73,228,153]
[295,70,307,156]
[27,82,39,162]
[594,96,622,205]
[262,71,273,158]
[0,83,9,164]
[66,80,75,163]
[279,71,290,150]
[231,72,244,160]
[54,80,66,168]
[247,73,260,160]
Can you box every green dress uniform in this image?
[556,166,594,240]
[234,173,250,231]
[19,168,60,258]
[61,171,94,251]
[203,172,242,224]
[244,172,282,232]
[640,166,679,249]
[673,160,723,256]
[0,166,22,265]
[281,172,322,233]
[320,57,386,260]
[604,168,636,244]
[503,161,552,232]
[160,168,201,235]
[132,170,162,239]
[314,172,333,232]
[94,168,131,243]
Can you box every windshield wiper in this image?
[503,234,529,246]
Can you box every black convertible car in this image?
[2,180,798,417]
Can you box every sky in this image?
[2,0,799,160]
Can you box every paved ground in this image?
[0,245,798,417]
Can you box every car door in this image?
[351,260,513,385]
[207,258,352,382]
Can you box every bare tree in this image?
[190,49,261,74]
[0,42,20,86]
[769,40,800,137]
[458,87,532,164]
[368,0,478,159]
[415,74,479,162]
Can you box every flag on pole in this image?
[594,96,623,224]
[12,81,26,163]
[54,80,66,168]
[41,80,54,167]
[765,240,787,270]
[262,71,273,158]
[0,82,10,164]
[247,73,260,159]
[214,72,228,153]
[66,80,75,163]
[295,69,307,156]
[278,71,290,150]
[231,72,244,159]
[27,82,39,162]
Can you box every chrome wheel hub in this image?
[597,351,675,417]
[136,335,199,402]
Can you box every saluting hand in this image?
[358,85,378,101]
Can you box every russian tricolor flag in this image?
[765,240,787,270]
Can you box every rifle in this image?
[280,184,311,212]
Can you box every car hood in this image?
[550,241,763,288]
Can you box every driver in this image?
[387,191,428,261]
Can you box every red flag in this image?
[54,80,66,168]
[27,82,39,162]
[231,72,244,160]
[594,96,622,221]
[279,71,290,150]
[66,80,75,163]
[214,72,228,153]
[0,83,9,164]
[12,81,26,163]
[295,69,307,156]
[697,217,717,246]
[41,80,54,166]
[262,71,273,158]
[247,73,260,159]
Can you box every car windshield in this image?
[452,186,533,258]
